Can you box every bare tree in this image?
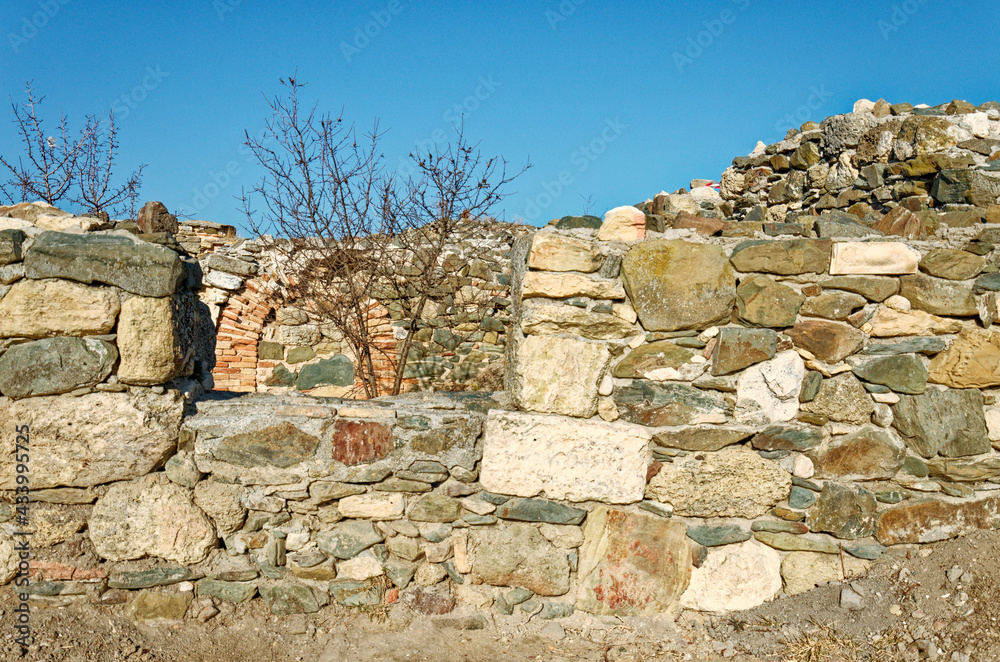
[0,82,86,206]
[384,125,527,395]
[69,111,146,219]
[243,78,528,397]
[241,77,399,398]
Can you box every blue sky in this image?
[1,0,998,234]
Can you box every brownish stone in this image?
[672,211,723,236]
[331,420,394,466]
[214,423,319,468]
[808,427,905,480]
[874,206,928,238]
[786,319,864,362]
[876,496,1000,545]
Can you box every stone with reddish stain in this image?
[213,423,319,468]
[786,319,865,363]
[576,506,692,616]
[808,427,906,480]
[710,327,778,375]
[330,420,394,466]
[876,496,1000,545]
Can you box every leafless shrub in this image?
[69,111,146,219]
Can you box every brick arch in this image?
[212,277,275,392]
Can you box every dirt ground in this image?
[3,530,998,662]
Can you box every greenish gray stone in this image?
[736,275,805,327]
[789,486,817,508]
[213,422,319,468]
[259,583,327,615]
[613,381,727,427]
[495,498,587,525]
[309,481,366,504]
[652,427,752,452]
[710,327,777,375]
[507,587,533,604]
[849,354,928,394]
[685,524,751,547]
[265,364,297,387]
[973,273,1000,294]
[375,478,432,493]
[0,337,117,398]
[931,168,1000,207]
[442,560,464,584]
[612,341,694,378]
[196,578,257,603]
[751,520,808,534]
[800,373,875,425]
[109,567,198,589]
[409,494,463,523]
[899,274,977,316]
[0,229,25,266]
[753,531,838,554]
[792,477,822,492]
[555,215,602,230]
[316,520,383,559]
[926,455,1000,482]
[815,212,883,238]
[919,249,987,280]
[295,355,355,390]
[329,580,382,606]
[258,341,284,361]
[621,240,735,331]
[799,290,867,321]
[876,489,912,504]
[477,492,509,505]
[819,276,899,302]
[807,482,877,540]
[285,346,316,364]
[940,482,976,498]
[418,523,452,543]
[384,560,416,589]
[729,239,832,275]
[463,514,497,525]
[24,231,186,297]
[751,425,823,452]
[862,338,947,356]
[495,594,513,615]
[892,387,989,458]
[799,371,823,402]
[842,542,886,560]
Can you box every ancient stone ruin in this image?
[3,97,1000,624]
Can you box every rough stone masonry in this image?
[3,96,1000,625]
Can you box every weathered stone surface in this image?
[686,524,752,547]
[800,291,867,320]
[734,351,805,424]
[213,422,320,468]
[409,494,463,523]
[331,420,394,466]
[891,386,989,458]
[0,532,17,585]
[25,231,185,297]
[126,590,192,623]
[781,552,872,596]
[736,276,805,327]
[0,279,119,338]
[863,338,947,356]
[576,507,692,616]
[928,328,1000,388]
[899,274,977,316]
[800,373,875,425]
[136,201,179,234]
[932,169,1000,207]
[295,355,355,390]
[870,307,963,337]
[89,473,215,564]
[653,427,752,452]
[0,337,116,398]
[197,578,257,603]
[829,242,920,275]
[0,391,182,489]
[786,319,864,363]
[259,583,327,615]
[0,229,24,266]
[729,239,832,275]
[316,520,383,559]
[680,540,781,612]
[278,323,321,347]
[117,296,190,386]
[338,493,405,520]
[521,272,625,299]
[646,445,790,518]
[819,276,899,302]
[919,249,987,280]
[480,410,649,504]
[751,425,823,451]
[614,340,695,379]
[527,233,601,273]
[808,482,877,541]
[495,498,587,525]
[753,531,838,553]
[877,496,1000,545]
[555,215,602,230]
[926,455,1000,482]
[520,301,636,340]
[193,482,245,535]
[849,354,928,394]
[615,381,727,427]
[597,205,646,242]
[711,327,777,375]
[469,523,570,596]
[511,335,609,417]
[622,240,735,331]
[809,428,906,480]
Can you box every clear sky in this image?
[1,0,998,234]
